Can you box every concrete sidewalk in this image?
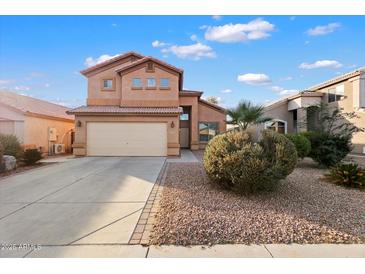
[2,244,364,258]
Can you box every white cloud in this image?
[220,89,232,93]
[44,83,51,88]
[289,16,296,21]
[299,60,343,69]
[13,85,31,91]
[280,76,293,81]
[270,86,298,96]
[111,23,117,27]
[305,40,310,45]
[279,89,298,96]
[306,22,341,36]
[204,18,275,43]
[0,79,12,85]
[84,54,120,68]
[237,73,271,85]
[190,34,198,41]
[212,15,222,20]
[271,86,284,92]
[161,42,216,60]
[152,40,169,48]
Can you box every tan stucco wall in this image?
[86,57,134,106]
[120,64,179,107]
[73,114,180,156]
[24,115,74,154]
[86,61,180,107]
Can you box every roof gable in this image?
[115,56,183,75]
[80,51,144,76]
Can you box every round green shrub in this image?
[285,133,311,159]
[0,134,23,159]
[203,130,298,194]
[23,149,42,165]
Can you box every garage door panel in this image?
[87,122,167,156]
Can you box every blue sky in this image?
[0,15,364,108]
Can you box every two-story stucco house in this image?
[263,67,365,153]
[68,52,226,156]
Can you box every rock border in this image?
[128,161,168,245]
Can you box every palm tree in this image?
[226,100,271,131]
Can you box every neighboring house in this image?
[67,52,226,156]
[264,67,365,153]
[0,90,75,154]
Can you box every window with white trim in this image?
[264,120,287,134]
[147,78,156,88]
[103,79,113,89]
[328,84,344,103]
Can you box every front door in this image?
[180,128,189,148]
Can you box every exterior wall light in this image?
[77,120,82,127]
[171,121,175,128]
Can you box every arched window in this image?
[264,119,287,134]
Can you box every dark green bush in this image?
[23,149,42,165]
[203,130,297,194]
[0,134,23,159]
[324,163,365,189]
[303,131,351,167]
[285,133,311,159]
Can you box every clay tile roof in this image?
[67,105,183,114]
[80,51,144,75]
[115,56,183,74]
[0,90,74,121]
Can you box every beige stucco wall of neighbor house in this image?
[315,76,365,154]
[120,64,180,107]
[198,102,227,149]
[0,106,25,142]
[264,101,294,133]
[72,114,180,156]
[24,115,74,154]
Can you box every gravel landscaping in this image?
[150,157,365,245]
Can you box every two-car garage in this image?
[86,122,167,156]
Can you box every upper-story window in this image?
[160,78,170,88]
[132,78,142,88]
[103,79,113,89]
[328,84,344,103]
[147,78,156,88]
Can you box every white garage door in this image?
[87,122,167,156]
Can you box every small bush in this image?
[324,163,365,189]
[0,134,23,159]
[303,132,351,167]
[285,133,311,159]
[203,130,297,194]
[23,149,42,165]
[0,143,3,165]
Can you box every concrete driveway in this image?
[0,156,165,257]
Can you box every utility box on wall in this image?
[48,127,57,142]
